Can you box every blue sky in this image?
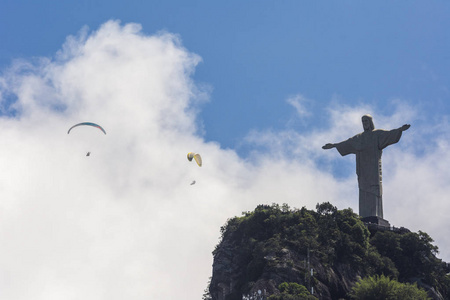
[1,1,450,299]
[3,1,449,151]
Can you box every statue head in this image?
[362,114,375,131]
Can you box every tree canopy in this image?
[350,274,430,300]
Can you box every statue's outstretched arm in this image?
[400,124,411,131]
[322,143,336,150]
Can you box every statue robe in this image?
[335,128,403,218]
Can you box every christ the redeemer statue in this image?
[322,114,410,219]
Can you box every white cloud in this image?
[0,20,449,300]
[286,94,311,118]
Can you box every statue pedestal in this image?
[361,216,390,228]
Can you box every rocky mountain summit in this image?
[207,203,450,300]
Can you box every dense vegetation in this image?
[209,203,450,299]
[350,274,429,300]
[268,282,316,300]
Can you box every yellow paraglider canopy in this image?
[187,152,202,167]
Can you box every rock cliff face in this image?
[208,203,449,300]
[211,245,361,299]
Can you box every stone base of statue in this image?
[361,216,390,228]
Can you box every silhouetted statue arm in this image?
[322,140,347,150]
[399,124,411,131]
[322,143,336,149]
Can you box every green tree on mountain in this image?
[349,274,430,300]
